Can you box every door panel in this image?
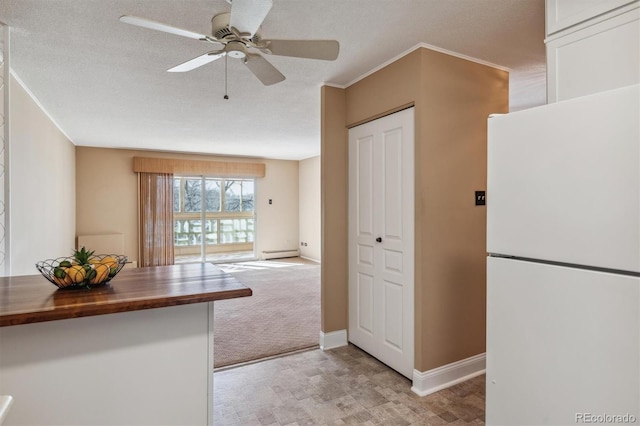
[358,244,374,266]
[356,135,375,239]
[349,129,378,353]
[348,107,414,379]
[356,272,374,337]
[383,249,403,274]
[382,128,404,242]
[383,280,403,350]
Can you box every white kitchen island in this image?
[0,263,251,425]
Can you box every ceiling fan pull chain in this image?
[224,53,229,100]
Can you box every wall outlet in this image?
[475,191,486,206]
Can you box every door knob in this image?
[375,237,382,243]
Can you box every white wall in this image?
[0,31,7,278]
[9,74,75,276]
[299,156,320,262]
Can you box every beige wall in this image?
[298,156,320,262]
[417,49,508,370]
[76,147,299,263]
[320,86,348,333]
[321,47,509,372]
[9,75,76,276]
[345,51,421,125]
[257,159,299,253]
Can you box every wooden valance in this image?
[133,157,266,178]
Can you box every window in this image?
[173,176,255,262]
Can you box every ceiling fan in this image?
[120,0,339,86]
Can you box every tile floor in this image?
[214,344,485,425]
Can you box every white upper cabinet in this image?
[546,0,636,35]
[545,0,639,102]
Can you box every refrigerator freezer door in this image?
[486,257,639,425]
[487,85,639,273]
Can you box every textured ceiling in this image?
[0,0,546,160]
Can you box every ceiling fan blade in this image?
[120,15,209,41]
[229,0,273,37]
[168,51,225,72]
[265,40,340,61]
[244,54,285,86]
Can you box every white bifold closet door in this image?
[348,107,414,378]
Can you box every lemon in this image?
[53,267,73,287]
[91,264,110,285]
[100,257,120,276]
[100,256,118,269]
[67,265,87,284]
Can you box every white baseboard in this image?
[319,329,348,350]
[411,353,486,397]
[300,255,320,263]
[261,249,300,260]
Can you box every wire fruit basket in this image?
[36,254,128,289]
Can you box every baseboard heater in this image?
[261,249,300,260]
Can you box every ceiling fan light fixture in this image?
[120,0,338,87]
[226,41,247,59]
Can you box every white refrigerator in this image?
[486,84,640,425]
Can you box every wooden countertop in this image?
[0,263,252,327]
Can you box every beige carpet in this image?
[213,258,320,368]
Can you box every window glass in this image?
[187,220,203,245]
[173,178,181,212]
[205,179,221,212]
[174,220,188,246]
[224,180,242,212]
[173,175,256,263]
[241,180,254,212]
[205,219,218,245]
[220,219,235,243]
[183,178,202,213]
